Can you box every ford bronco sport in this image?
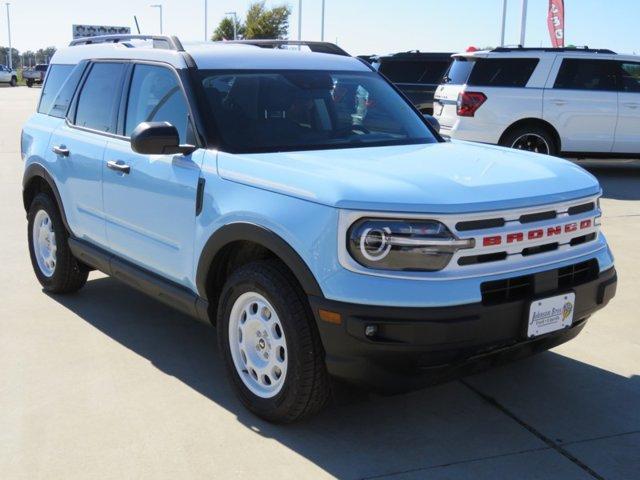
[21,35,617,423]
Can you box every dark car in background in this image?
[372,51,453,114]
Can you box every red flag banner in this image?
[548,0,565,48]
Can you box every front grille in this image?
[481,259,599,305]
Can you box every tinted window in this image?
[200,70,437,154]
[46,62,87,118]
[379,60,451,84]
[554,59,617,91]
[443,59,475,85]
[74,63,125,132]
[125,64,190,142]
[468,58,539,87]
[38,64,74,115]
[36,65,48,72]
[619,62,640,93]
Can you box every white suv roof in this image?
[52,35,368,72]
[452,47,638,63]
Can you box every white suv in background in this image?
[434,47,640,158]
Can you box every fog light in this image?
[365,324,378,338]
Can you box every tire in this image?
[10,76,17,87]
[27,193,88,293]
[217,260,330,423]
[500,124,558,156]
[26,79,33,87]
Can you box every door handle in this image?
[623,102,640,109]
[107,160,131,174]
[52,145,70,156]
[552,100,567,106]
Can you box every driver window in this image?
[125,64,191,143]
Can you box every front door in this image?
[544,58,619,153]
[102,63,203,286]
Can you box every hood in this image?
[217,141,600,214]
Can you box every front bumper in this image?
[310,266,617,391]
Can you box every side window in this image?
[125,64,190,143]
[379,61,450,84]
[47,62,87,118]
[38,64,74,115]
[553,59,617,91]
[468,58,539,87]
[619,62,640,93]
[74,62,126,133]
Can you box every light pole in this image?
[320,0,325,41]
[500,0,507,47]
[297,0,302,42]
[225,11,238,40]
[519,0,528,47]
[204,0,207,41]
[150,4,163,35]
[5,3,12,70]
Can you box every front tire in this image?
[27,193,88,293]
[217,260,330,423]
[10,76,17,87]
[500,125,558,156]
[26,79,33,87]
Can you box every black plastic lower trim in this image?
[68,237,210,324]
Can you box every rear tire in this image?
[217,260,330,423]
[10,76,17,87]
[500,125,558,156]
[27,193,88,293]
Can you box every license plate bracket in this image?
[527,292,575,338]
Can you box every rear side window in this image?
[36,65,48,72]
[619,62,640,92]
[554,59,617,91]
[38,65,74,115]
[124,64,190,142]
[74,63,126,133]
[468,58,539,87]
[443,59,475,85]
[379,60,451,84]
[46,62,87,118]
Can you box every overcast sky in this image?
[2,0,639,55]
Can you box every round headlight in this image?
[359,227,392,261]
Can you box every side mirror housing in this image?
[423,113,440,133]
[130,121,196,155]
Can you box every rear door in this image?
[0,66,10,82]
[46,61,125,247]
[543,57,618,153]
[102,63,203,286]
[613,61,640,154]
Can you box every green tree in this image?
[243,2,291,39]
[212,17,244,41]
[0,46,20,68]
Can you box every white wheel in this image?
[32,209,57,277]
[228,292,288,398]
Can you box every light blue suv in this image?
[21,35,617,423]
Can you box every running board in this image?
[68,237,210,325]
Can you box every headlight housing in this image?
[347,218,474,271]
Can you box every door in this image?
[613,61,640,154]
[48,61,126,247]
[0,66,10,82]
[544,58,618,153]
[102,63,203,286]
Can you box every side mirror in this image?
[423,114,440,133]
[130,121,196,155]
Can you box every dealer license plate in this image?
[527,293,575,338]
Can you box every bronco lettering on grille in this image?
[482,219,593,247]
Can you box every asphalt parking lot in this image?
[1,86,638,480]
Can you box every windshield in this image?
[200,70,437,153]
[443,58,475,85]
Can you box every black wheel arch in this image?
[196,223,323,303]
[23,163,71,232]
[499,118,562,152]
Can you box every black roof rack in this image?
[491,46,616,54]
[225,40,350,57]
[69,34,185,52]
[376,51,454,60]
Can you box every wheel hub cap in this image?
[32,210,57,277]
[228,292,287,398]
